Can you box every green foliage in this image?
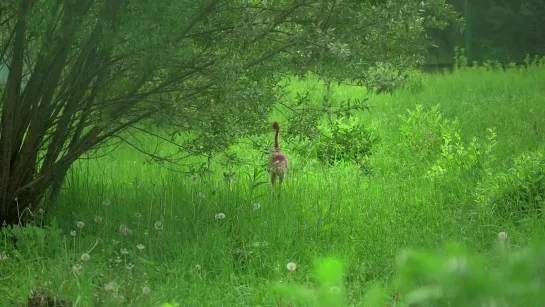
[314,118,380,170]
[394,240,545,306]
[427,127,497,182]
[403,68,426,93]
[399,103,497,186]
[279,77,378,170]
[0,0,461,224]
[272,239,545,307]
[364,63,425,94]
[3,61,545,306]
[274,258,345,307]
[477,150,545,222]
[454,46,469,69]
[399,104,458,159]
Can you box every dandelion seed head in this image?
[142,286,151,294]
[0,252,8,261]
[199,192,206,198]
[252,203,261,211]
[446,256,468,273]
[498,232,508,241]
[103,199,111,206]
[104,281,118,291]
[120,248,129,255]
[94,216,103,223]
[195,264,201,271]
[136,244,145,250]
[125,263,134,270]
[119,224,131,235]
[80,253,91,261]
[215,213,226,220]
[38,208,45,214]
[134,212,142,218]
[70,230,77,237]
[154,221,163,230]
[72,264,83,275]
[76,221,85,229]
[252,241,270,248]
[286,262,297,271]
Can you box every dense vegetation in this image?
[2,0,545,306]
[2,61,545,306]
[0,0,459,226]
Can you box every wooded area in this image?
[429,0,545,65]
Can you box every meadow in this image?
[2,63,545,306]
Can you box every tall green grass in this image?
[1,65,545,306]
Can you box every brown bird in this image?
[269,122,289,185]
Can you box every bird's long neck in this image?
[274,129,280,152]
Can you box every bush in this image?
[399,104,459,159]
[314,118,380,171]
[399,104,497,181]
[476,150,545,222]
[426,127,497,182]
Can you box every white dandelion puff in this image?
[286,262,297,271]
[80,253,91,261]
[103,199,111,206]
[142,286,151,294]
[76,221,85,229]
[252,203,261,211]
[136,244,145,250]
[72,264,83,274]
[119,224,131,235]
[214,213,226,220]
[154,221,163,230]
[104,281,118,291]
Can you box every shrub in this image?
[399,104,497,181]
[399,104,459,159]
[314,117,380,171]
[476,150,545,222]
[427,127,497,182]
